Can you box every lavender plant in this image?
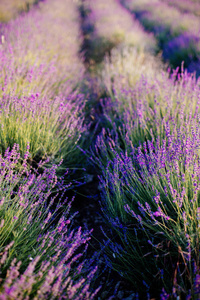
[0,145,100,299]
[97,62,200,167]
[0,90,87,172]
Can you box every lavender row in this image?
[0,1,102,298]
[0,0,88,171]
[92,44,200,296]
[121,0,200,74]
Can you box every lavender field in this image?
[0,0,200,299]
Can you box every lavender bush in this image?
[97,60,200,161]
[0,90,87,172]
[98,122,200,297]
[0,145,100,299]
